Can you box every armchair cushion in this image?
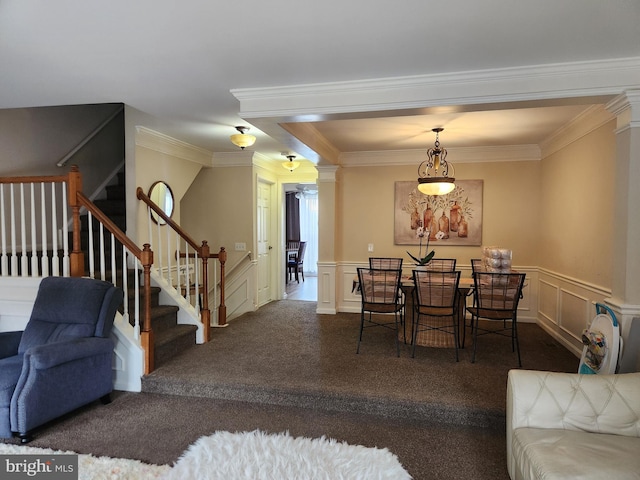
[0,331,22,359]
[18,277,121,354]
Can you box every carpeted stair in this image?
[81,170,197,367]
[141,300,580,430]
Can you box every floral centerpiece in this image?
[407,226,436,266]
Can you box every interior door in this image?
[257,179,273,306]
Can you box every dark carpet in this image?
[3,300,579,480]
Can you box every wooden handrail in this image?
[136,187,200,252]
[75,191,155,373]
[137,186,227,332]
[0,174,70,184]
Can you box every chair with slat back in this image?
[369,257,405,333]
[470,259,483,273]
[466,272,526,366]
[356,268,404,357]
[369,257,403,270]
[424,258,457,272]
[411,270,461,361]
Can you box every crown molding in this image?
[135,126,213,166]
[211,150,255,167]
[340,144,540,167]
[539,105,615,158]
[234,57,640,120]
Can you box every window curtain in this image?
[299,193,318,275]
[285,192,300,242]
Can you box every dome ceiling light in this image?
[282,154,301,172]
[230,126,256,150]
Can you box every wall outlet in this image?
[368,243,374,252]
[235,242,246,251]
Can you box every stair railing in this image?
[0,166,157,374]
[136,187,227,339]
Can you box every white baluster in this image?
[110,232,116,285]
[99,222,106,281]
[19,184,27,276]
[195,250,201,313]
[0,184,7,276]
[51,182,59,276]
[166,223,172,288]
[176,231,182,295]
[62,181,69,276]
[10,184,17,276]
[121,245,130,326]
[29,184,38,276]
[88,212,95,278]
[39,183,48,277]
[133,256,140,340]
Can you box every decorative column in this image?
[606,90,640,372]
[316,165,339,314]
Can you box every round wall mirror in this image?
[148,181,174,225]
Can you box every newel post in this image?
[218,247,227,326]
[68,166,85,277]
[200,241,211,342]
[140,243,155,374]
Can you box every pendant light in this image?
[417,127,455,196]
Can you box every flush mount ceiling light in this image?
[282,154,301,172]
[230,126,256,150]
[417,127,456,196]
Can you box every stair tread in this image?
[154,324,198,347]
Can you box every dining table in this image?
[352,273,475,349]
[399,275,474,349]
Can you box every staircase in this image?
[81,170,198,368]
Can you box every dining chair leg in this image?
[394,313,400,358]
[356,312,365,354]
[411,314,419,358]
[471,315,479,363]
[513,318,522,367]
[452,315,459,362]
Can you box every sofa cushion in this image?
[512,427,640,480]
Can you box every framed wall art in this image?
[394,180,483,246]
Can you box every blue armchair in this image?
[0,276,123,442]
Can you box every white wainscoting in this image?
[537,269,611,357]
[223,260,257,322]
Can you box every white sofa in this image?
[507,369,640,480]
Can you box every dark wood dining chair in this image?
[411,270,461,361]
[356,267,404,357]
[287,241,306,283]
[466,271,526,366]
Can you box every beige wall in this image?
[336,160,541,269]
[539,121,616,288]
[134,145,204,246]
[181,166,254,267]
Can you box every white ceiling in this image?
[1,0,639,164]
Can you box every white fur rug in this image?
[0,443,169,479]
[164,430,412,480]
[1,430,411,479]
